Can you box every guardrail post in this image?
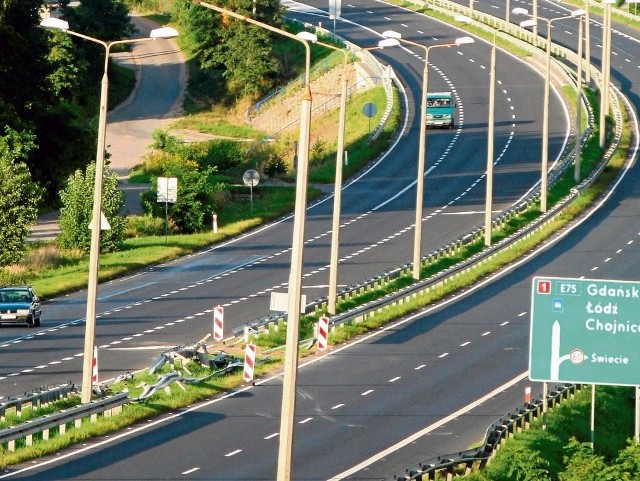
[464,459,473,475]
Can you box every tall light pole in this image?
[319,38,399,314]
[600,0,615,149]
[574,14,584,183]
[382,30,474,280]
[40,17,179,404]
[456,14,499,247]
[585,0,591,84]
[296,34,349,316]
[513,8,585,213]
[192,3,312,480]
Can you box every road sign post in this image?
[530,276,640,386]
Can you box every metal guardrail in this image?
[248,49,346,117]
[0,382,76,421]
[391,384,580,480]
[0,392,128,452]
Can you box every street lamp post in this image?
[484,28,503,246]
[40,17,178,404]
[192,3,313,480]
[600,0,615,149]
[585,0,591,84]
[456,14,499,246]
[513,8,585,213]
[574,14,584,183]
[382,30,474,280]
[296,34,349,316]
[328,45,347,316]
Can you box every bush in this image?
[58,162,126,252]
[141,158,223,233]
[261,152,287,177]
[124,215,174,237]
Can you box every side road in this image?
[29,15,187,242]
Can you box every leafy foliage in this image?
[0,128,42,266]
[58,162,126,252]
[141,157,221,233]
[173,0,283,101]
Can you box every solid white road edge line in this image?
[326,371,528,481]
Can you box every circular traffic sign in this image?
[243,169,260,187]
[362,102,378,118]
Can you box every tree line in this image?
[0,0,293,265]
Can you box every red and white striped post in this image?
[243,343,256,383]
[213,305,224,342]
[524,386,532,404]
[92,346,98,385]
[318,316,329,350]
[212,213,218,234]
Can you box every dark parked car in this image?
[0,287,41,327]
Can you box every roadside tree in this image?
[174,0,282,100]
[0,128,42,266]
[58,162,126,252]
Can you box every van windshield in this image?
[427,98,451,107]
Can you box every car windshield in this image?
[1,290,31,303]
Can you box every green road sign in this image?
[530,276,640,386]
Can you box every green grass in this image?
[22,185,319,299]
[169,117,268,139]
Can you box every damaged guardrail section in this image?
[0,339,253,454]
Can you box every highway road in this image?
[3,1,631,480]
[1,0,638,480]
[0,0,562,396]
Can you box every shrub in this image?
[58,162,126,252]
[124,215,173,237]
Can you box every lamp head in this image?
[40,17,70,31]
[150,27,179,39]
[455,36,474,46]
[378,38,400,48]
[296,31,318,43]
[520,19,537,28]
[455,15,473,24]
[382,30,402,39]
